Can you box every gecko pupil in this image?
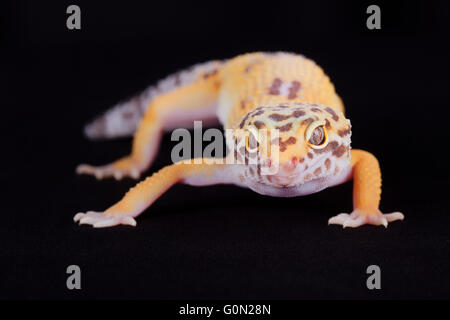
[309,126,325,145]
[247,132,259,151]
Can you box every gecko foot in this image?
[76,163,141,180]
[328,210,404,228]
[74,211,137,228]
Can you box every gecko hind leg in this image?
[76,62,223,180]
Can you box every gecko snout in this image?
[282,158,298,173]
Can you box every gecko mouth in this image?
[246,175,331,197]
[257,154,331,185]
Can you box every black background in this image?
[1,0,449,300]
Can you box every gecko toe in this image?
[384,212,404,222]
[122,216,137,226]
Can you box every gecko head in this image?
[232,102,352,193]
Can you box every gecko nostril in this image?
[282,159,297,173]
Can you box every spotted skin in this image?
[231,103,351,189]
[75,52,403,228]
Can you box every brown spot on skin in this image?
[292,110,306,118]
[174,73,181,86]
[244,59,263,73]
[313,140,339,154]
[276,123,293,132]
[307,152,314,159]
[325,119,331,129]
[325,158,331,170]
[338,127,351,137]
[254,121,265,129]
[285,137,297,144]
[122,111,134,119]
[269,78,283,95]
[269,113,291,121]
[240,100,246,109]
[325,107,339,121]
[278,136,297,152]
[302,117,314,125]
[311,107,322,113]
[239,113,250,128]
[332,145,348,158]
[279,105,290,108]
[299,157,305,163]
[305,173,312,181]
[288,81,301,99]
[314,167,322,176]
[249,167,254,175]
[253,109,264,116]
[203,69,218,79]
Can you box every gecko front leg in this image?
[328,149,404,228]
[74,158,235,227]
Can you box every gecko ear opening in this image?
[305,120,328,149]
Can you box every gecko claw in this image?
[122,216,137,226]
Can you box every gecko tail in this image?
[83,91,150,140]
[83,59,224,140]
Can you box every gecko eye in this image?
[245,126,260,152]
[305,120,328,149]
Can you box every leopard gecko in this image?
[75,52,404,228]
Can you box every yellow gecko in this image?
[75,52,404,228]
